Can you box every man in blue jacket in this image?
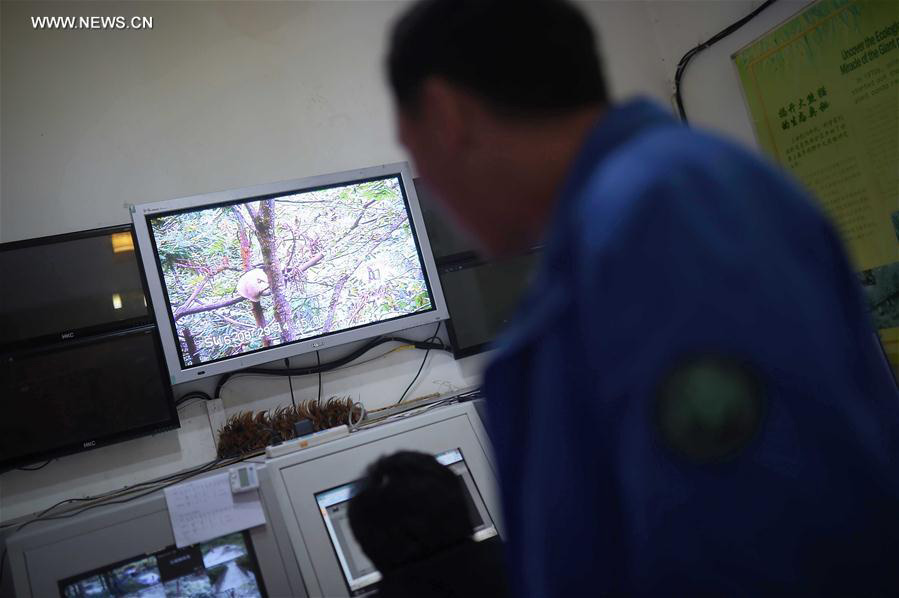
[387,0,899,594]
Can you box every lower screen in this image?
[58,531,266,598]
[315,448,497,595]
[440,253,538,354]
[321,500,381,591]
[1,328,174,468]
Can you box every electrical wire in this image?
[214,334,449,398]
[397,322,443,406]
[211,344,416,402]
[0,454,232,532]
[316,351,322,403]
[176,398,208,412]
[285,358,297,408]
[174,391,213,408]
[348,401,366,431]
[173,391,217,442]
[397,352,432,406]
[16,459,52,471]
[673,0,779,123]
[40,457,249,523]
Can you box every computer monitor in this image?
[131,163,448,384]
[1,326,178,470]
[0,224,177,470]
[314,448,498,596]
[58,531,266,598]
[438,254,539,357]
[0,225,150,350]
[413,178,539,357]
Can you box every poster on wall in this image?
[733,0,899,377]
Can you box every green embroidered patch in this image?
[656,356,765,463]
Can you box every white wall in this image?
[644,0,814,146]
[0,0,804,523]
[1,1,410,242]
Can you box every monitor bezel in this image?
[131,162,449,385]
[0,324,179,472]
[0,224,154,352]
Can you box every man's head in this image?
[388,0,608,255]
[348,451,474,572]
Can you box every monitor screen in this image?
[133,164,447,383]
[439,254,538,357]
[413,177,539,358]
[0,226,149,349]
[58,531,266,598]
[412,178,480,262]
[1,326,178,470]
[314,448,498,595]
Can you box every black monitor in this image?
[438,254,538,357]
[0,225,151,350]
[1,325,178,470]
[58,530,267,598]
[0,225,177,470]
[414,178,539,357]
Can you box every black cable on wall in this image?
[674,0,780,123]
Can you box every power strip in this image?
[265,425,350,459]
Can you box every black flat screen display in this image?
[0,226,150,348]
[438,254,538,356]
[413,179,539,357]
[0,326,177,470]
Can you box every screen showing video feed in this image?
[315,448,497,595]
[146,175,435,368]
[58,531,266,598]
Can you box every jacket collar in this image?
[543,97,677,269]
[490,98,678,358]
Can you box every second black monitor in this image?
[414,178,539,357]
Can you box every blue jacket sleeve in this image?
[567,131,899,592]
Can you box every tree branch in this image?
[337,199,378,244]
[175,260,241,274]
[231,205,253,237]
[322,274,350,333]
[285,230,299,269]
[251,198,294,342]
[298,252,324,273]
[214,312,258,330]
[244,202,259,222]
[276,199,331,205]
[351,199,378,230]
[181,326,200,365]
[328,215,407,262]
[174,295,247,320]
[174,274,213,318]
[346,289,376,325]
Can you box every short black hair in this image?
[348,451,474,572]
[388,0,608,116]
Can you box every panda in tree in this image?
[236,268,269,302]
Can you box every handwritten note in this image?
[164,471,267,547]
